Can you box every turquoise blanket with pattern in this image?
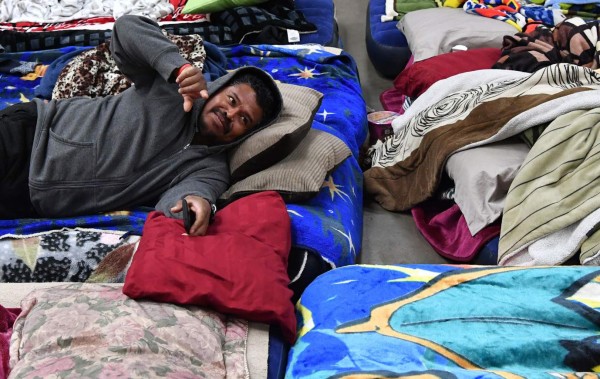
[287,264,600,378]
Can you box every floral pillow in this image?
[9,283,248,378]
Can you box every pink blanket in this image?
[412,199,500,262]
[1,305,20,379]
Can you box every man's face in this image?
[198,83,264,145]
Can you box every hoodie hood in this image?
[190,66,283,150]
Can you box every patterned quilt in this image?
[0,43,367,282]
[287,264,600,378]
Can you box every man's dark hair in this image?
[230,73,278,126]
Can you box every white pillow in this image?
[397,7,515,62]
[446,139,530,236]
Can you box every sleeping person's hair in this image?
[230,73,278,126]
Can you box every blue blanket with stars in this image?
[224,44,367,267]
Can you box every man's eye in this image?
[241,116,248,125]
[228,95,235,105]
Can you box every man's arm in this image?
[110,15,190,88]
[155,152,230,236]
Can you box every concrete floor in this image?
[334,0,448,265]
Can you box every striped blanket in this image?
[365,63,600,265]
[499,108,600,265]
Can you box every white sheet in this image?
[0,0,173,23]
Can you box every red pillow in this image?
[123,191,296,343]
[394,48,502,99]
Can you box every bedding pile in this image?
[0,0,319,51]
[0,0,363,377]
[369,0,581,80]
[381,0,581,25]
[368,13,600,265]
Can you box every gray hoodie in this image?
[28,15,282,218]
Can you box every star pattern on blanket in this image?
[289,66,324,79]
[317,109,335,122]
[565,274,600,311]
[322,175,350,201]
[383,265,442,283]
[249,46,272,60]
[20,64,47,81]
[287,209,303,218]
[10,61,38,75]
[332,227,355,259]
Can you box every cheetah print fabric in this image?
[52,32,206,99]
[0,230,140,283]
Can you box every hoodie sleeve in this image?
[154,151,230,219]
[110,15,191,87]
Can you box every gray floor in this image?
[334,0,448,264]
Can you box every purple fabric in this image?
[379,88,406,115]
[411,199,500,262]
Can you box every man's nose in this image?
[225,107,241,121]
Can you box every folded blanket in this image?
[464,0,565,31]
[499,108,600,265]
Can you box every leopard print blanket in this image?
[52,32,206,99]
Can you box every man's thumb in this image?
[183,96,193,112]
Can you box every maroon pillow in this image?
[394,48,502,99]
[123,191,297,343]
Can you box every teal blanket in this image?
[288,264,600,378]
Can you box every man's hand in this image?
[170,195,212,236]
[175,65,208,112]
